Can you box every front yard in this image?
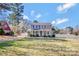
[0,37,79,56]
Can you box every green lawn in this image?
[0,38,79,56]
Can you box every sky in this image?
[0,3,78,29]
[24,3,79,29]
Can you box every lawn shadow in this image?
[18,37,68,42]
[0,41,15,49]
[53,38,68,42]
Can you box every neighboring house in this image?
[59,27,73,34]
[0,21,12,35]
[28,23,53,37]
[73,27,79,35]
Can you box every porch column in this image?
[38,31,40,36]
[42,31,44,36]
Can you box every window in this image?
[32,25,34,29]
[42,25,43,29]
[44,25,46,29]
[32,25,40,30]
[34,25,39,30]
[36,25,38,29]
[39,25,40,29]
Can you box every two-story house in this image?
[28,23,53,37]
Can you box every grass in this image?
[0,38,79,56]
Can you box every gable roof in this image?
[0,21,11,31]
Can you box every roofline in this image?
[32,22,52,25]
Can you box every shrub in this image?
[30,34,33,37]
[33,35,36,37]
[75,32,78,36]
[48,35,51,37]
[36,34,39,37]
[10,31,14,36]
[5,31,14,36]
[0,29,5,35]
[52,34,55,37]
[43,35,47,37]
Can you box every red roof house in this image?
[0,21,12,35]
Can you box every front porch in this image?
[30,30,53,37]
